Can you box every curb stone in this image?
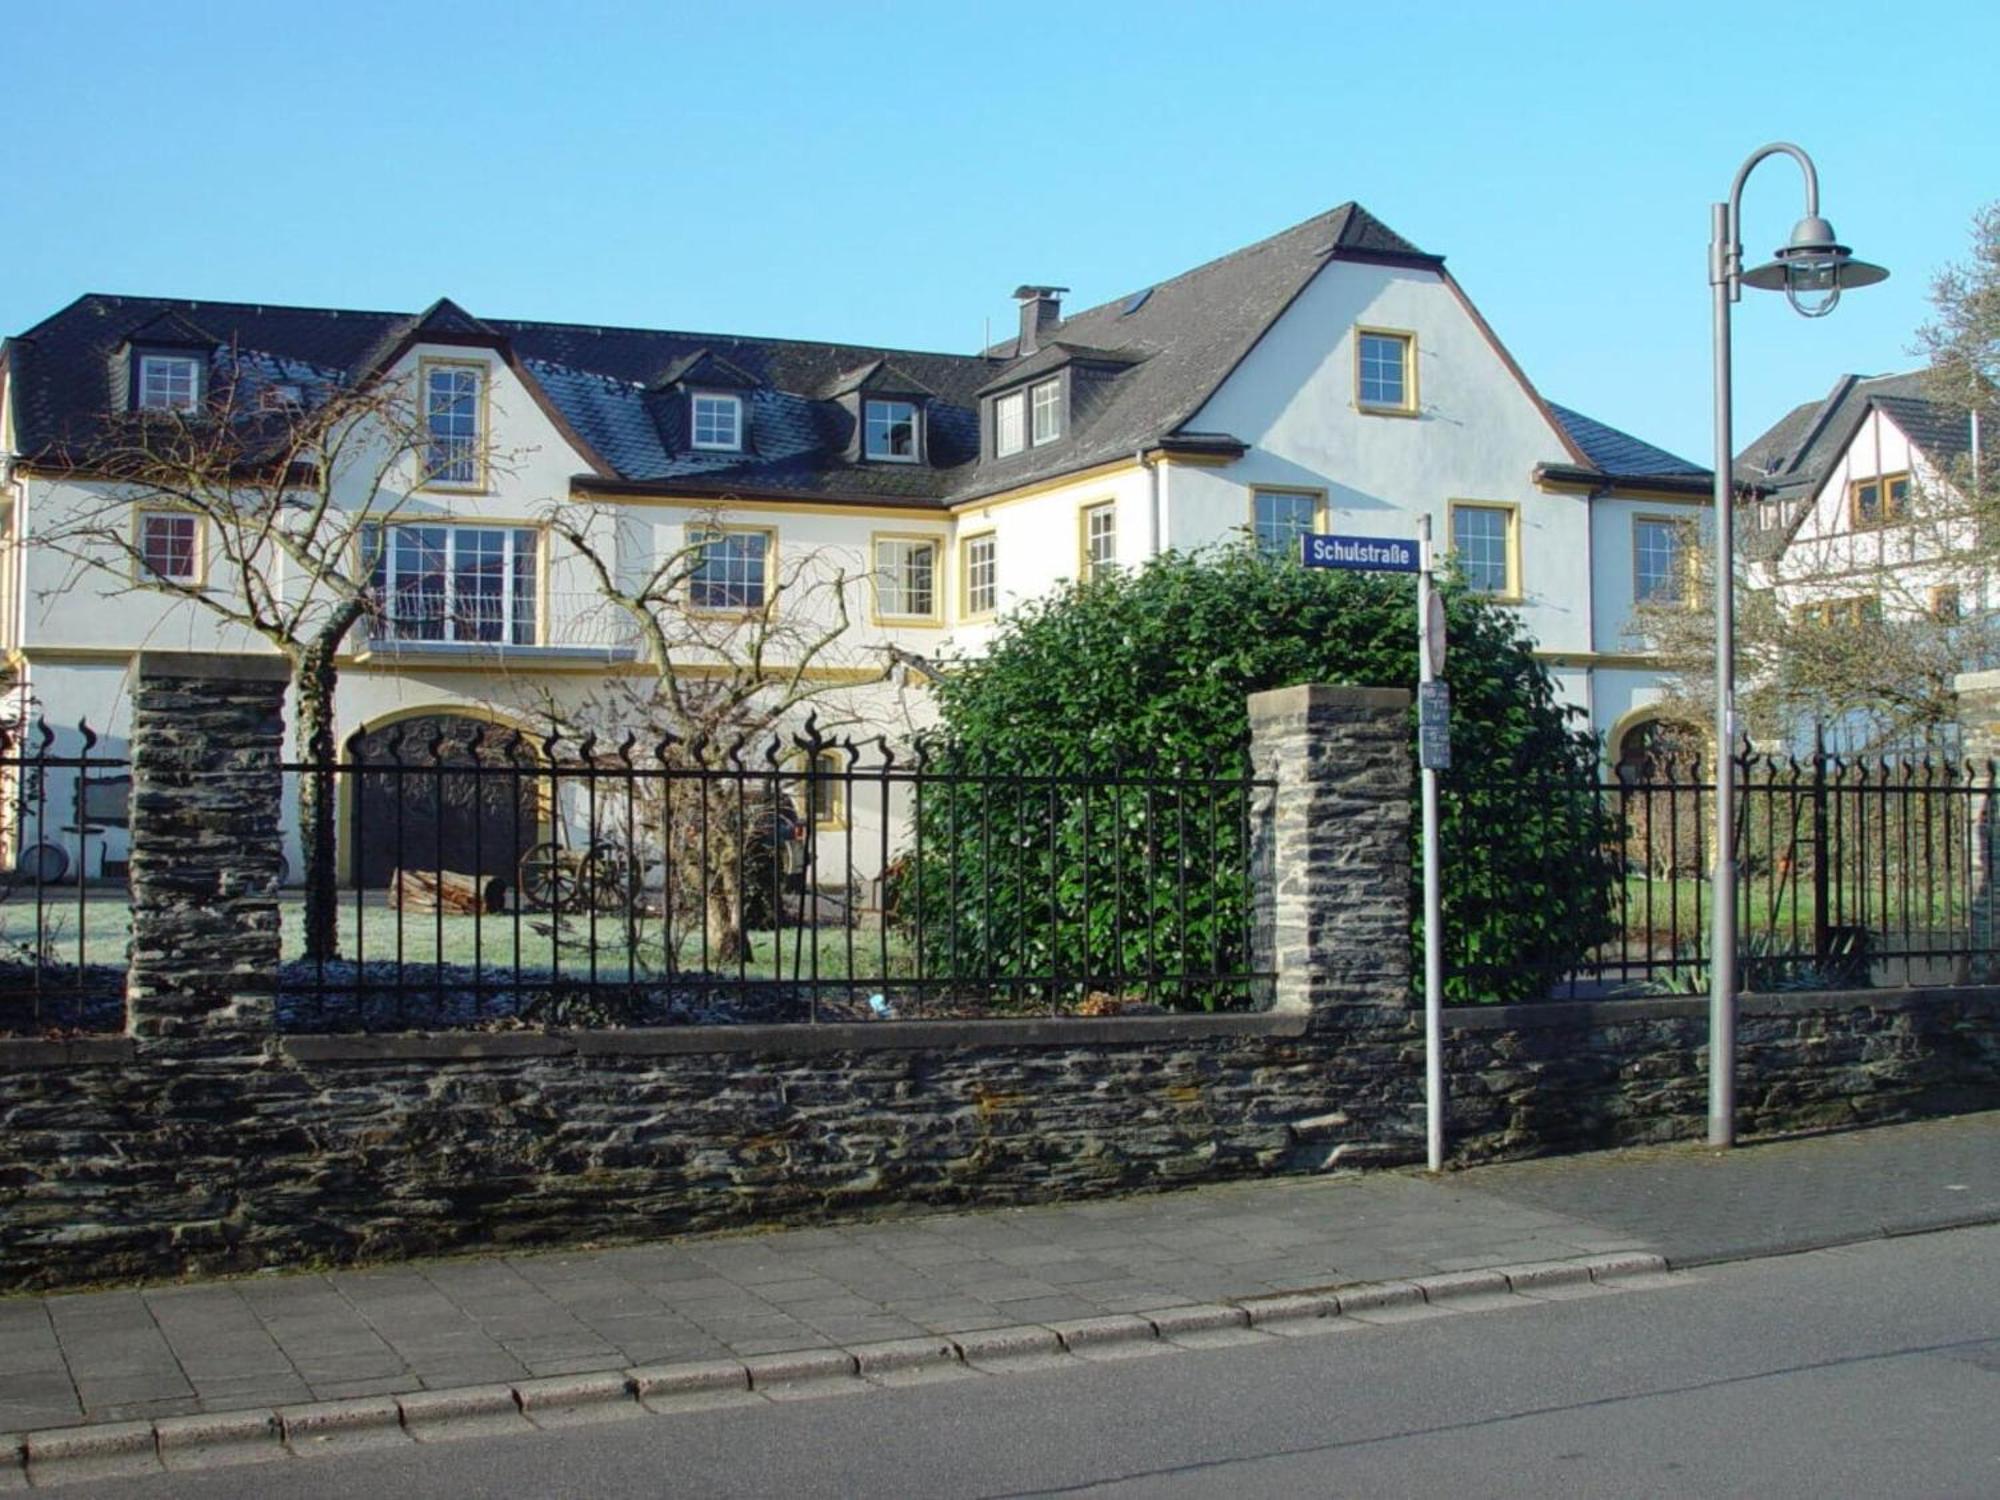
[743,1349,865,1401]
[1581,1251,1670,1282]
[279,1396,410,1455]
[154,1409,281,1470]
[629,1359,761,1414]
[851,1337,975,1388]
[1413,1269,1521,1311]
[24,1421,160,1485]
[513,1372,644,1429]
[1495,1260,1594,1293]
[1232,1296,1344,1336]
[1050,1315,1169,1361]
[0,1433,24,1493]
[396,1385,534,1442]
[953,1325,1071,1373]
[1143,1304,1271,1349]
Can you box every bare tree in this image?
[518,502,896,964]
[36,354,497,957]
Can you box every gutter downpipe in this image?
[1139,449,1161,558]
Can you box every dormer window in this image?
[691,392,744,452]
[995,392,1026,457]
[864,399,920,463]
[422,360,484,488]
[1030,379,1061,445]
[136,354,201,413]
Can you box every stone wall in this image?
[1,672,1996,1291]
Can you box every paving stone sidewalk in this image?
[4,1109,1995,1435]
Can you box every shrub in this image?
[901,545,1616,1007]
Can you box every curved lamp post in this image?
[1708,143,1887,1147]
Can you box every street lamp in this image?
[1708,143,1887,1147]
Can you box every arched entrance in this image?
[346,712,541,890]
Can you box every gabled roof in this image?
[953,202,1446,502]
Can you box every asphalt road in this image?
[55,1225,2000,1499]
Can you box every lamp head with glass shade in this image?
[1740,214,1891,317]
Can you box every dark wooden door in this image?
[347,715,539,889]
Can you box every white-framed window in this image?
[1252,490,1319,558]
[962,531,997,618]
[873,535,940,621]
[691,392,743,451]
[366,524,539,645]
[1451,502,1517,596]
[864,399,921,462]
[995,392,1026,457]
[1081,502,1116,578]
[139,511,200,582]
[423,363,483,486]
[689,527,772,611]
[1633,516,1689,606]
[137,354,201,413]
[1030,379,1062,445]
[1356,329,1414,411]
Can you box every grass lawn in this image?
[0,889,917,984]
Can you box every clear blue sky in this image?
[6,0,1992,464]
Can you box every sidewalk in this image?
[4,1110,1997,1438]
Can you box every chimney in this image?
[1013,285,1067,357]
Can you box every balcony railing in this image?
[358,592,639,655]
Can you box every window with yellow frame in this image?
[1797,595,1881,629]
[1079,502,1117,579]
[1449,501,1520,598]
[960,531,997,619]
[1354,327,1417,414]
[1848,472,1910,529]
[420,359,487,490]
[793,749,846,831]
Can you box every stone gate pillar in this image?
[1247,685,1413,1023]
[1954,669,2000,981]
[127,651,291,1040]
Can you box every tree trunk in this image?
[295,643,341,962]
[706,881,747,965]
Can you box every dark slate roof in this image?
[1545,403,1706,482]
[2,201,1690,512]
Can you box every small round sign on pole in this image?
[1426,590,1447,676]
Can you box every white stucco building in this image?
[0,202,1709,884]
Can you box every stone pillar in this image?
[127,651,292,1040]
[1954,669,2000,980]
[1247,685,1413,1021]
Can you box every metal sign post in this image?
[1301,523,1448,1171]
[1415,518,1447,1173]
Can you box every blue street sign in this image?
[1300,533,1420,573]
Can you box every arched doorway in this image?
[346,713,541,890]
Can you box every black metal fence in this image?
[0,723,130,1035]
[1445,741,1999,1003]
[279,723,1275,1032]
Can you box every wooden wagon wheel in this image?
[517,841,571,910]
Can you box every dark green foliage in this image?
[903,546,1616,1006]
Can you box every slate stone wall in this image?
[0,675,1994,1291]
